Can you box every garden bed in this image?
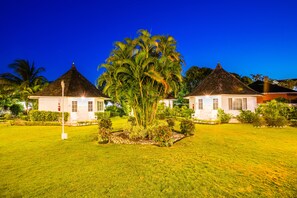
[110,131,186,145]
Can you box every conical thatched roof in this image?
[32,63,108,98]
[187,63,259,96]
[248,80,297,93]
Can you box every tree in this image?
[184,66,212,93]
[278,79,297,90]
[0,59,48,112]
[98,30,183,128]
[251,74,264,81]
[241,76,253,85]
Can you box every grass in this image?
[0,118,297,197]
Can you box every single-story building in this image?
[30,63,109,123]
[159,94,176,108]
[248,79,297,104]
[185,63,260,120]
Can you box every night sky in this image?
[1,0,297,85]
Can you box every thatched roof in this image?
[249,80,297,93]
[32,63,108,98]
[187,63,259,96]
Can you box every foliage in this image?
[157,104,194,119]
[28,110,69,122]
[180,119,195,136]
[97,29,183,128]
[256,100,289,127]
[0,59,48,112]
[98,118,113,144]
[217,109,232,123]
[288,106,297,120]
[250,74,264,81]
[290,119,297,127]
[128,125,148,140]
[184,66,212,93]
[98,118,112,130]
[237,110,257,123]
[128,116,137,126]
[95,111,111,120]
[98,127,111,144]
[278,79,297,89]
[105,105,126,117]
[252,115,266,127]
[9,104,23,116]
[153,125,173,147]
[166,118,175,129]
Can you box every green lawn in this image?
[1,119,297,197]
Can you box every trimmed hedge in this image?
[29,110,69,122]
[95,112,111,120]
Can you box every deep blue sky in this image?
[1,0,297,84]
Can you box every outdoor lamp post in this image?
[61,80,68,140]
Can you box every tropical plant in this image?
[98,30,183,128]
[237,110,257,123]
[153,125,173,147]
[0,59,48,113]
[180,119,195,136]
[256,100,289,127]
[217,109,232,123]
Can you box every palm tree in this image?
[0,59,48,112]
[98,30,183,127]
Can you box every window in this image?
[88,101,93,112]
[228,98,247,110]
[198,99,203,110]
[213,98,218,110]
[97,101,104,111]
[72,101,77,112]
[243,98,247,110]
[233,98,242,110]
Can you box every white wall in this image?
[159,99,174,108]
[222,95,257,116]
[190,95,258,120]
[37,96,105,123]
[190,95,221,120]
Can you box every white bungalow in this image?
[30,63,109,123]
[185,63,260,120]
[159,94,176,108]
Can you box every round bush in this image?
[180,119,195,136]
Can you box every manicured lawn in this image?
[1,119,297,197]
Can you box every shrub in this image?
[29,110,69,122]
[157,113,166,120]
[180,106,194,118]
[153,125,173,147]
[95,112,110,120]
[4,113,12,120]
[290,119,297,127]
[105,105,126,117]
[128,125,148,140]
[99,118,112,129]
[128,116,136,126]
[256,100,289,127]
[265,116,288,127]
[10,104,23,116]
[253,116,266,127]
[217,109,232,123]
[180,119,195,136]
[98,118,112,144]
[237,110,256,123]
[98,127,111,144]
[166,118,175,129]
